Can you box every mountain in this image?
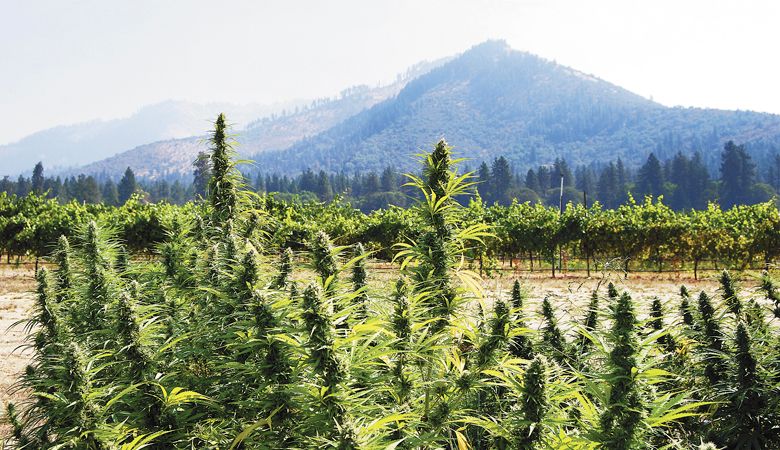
[251,40,780,175]
[54,40,780,179]
[69,86,399,179]
[0,100,301,177]
[65,60,445,179]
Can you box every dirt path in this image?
[0,264,36,440]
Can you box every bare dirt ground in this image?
[0,264,36,440]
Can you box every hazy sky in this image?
[2,0,779,144]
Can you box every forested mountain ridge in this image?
[29,40,780,180]
[65,60,445,179]
[252,40,780,175]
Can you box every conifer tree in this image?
[720,140,757,207]
[636,153,664,199]
[192,151,212,199]
[118,167,137,204]
[32,161,45,195]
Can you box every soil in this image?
[0,264,36,440]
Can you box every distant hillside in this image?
[252,40,780,175]
[53,41,780,179]
[70,59,444,179]
[0,100,296,176]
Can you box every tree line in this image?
[478,141,779,209]
[4,141,778,212]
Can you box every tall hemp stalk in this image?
[599,292,644,449]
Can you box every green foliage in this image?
[515,355,549,447]
[309,230,340,291]
[697,292,726,384]
[679,285,694,327]
[760,270,780,318]
[208,113,239,223]
[351,242,368,319]
[509,280,534,359]
[272,247,294,289]
[719,270,741,317]
[541,296,567,363]
[600,292,644,449]
[579,289,600,351]
[5,130,780,450]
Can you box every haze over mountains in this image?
[5,40,780,179]
[254,41,780,175]
[0,100,304,176]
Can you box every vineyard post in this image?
[584,190,590,278]
[558,173,563,274]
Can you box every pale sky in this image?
[1,0,779,145]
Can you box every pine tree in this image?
[192,151,212,199]
[32,161,45,195]
[381,166,398,192]
[720,140,757,207]
[15,174,30,197]
[101,179,120,206]
[636,153,664,200]
[598,162,620,208]
[553,157,573,187]
[118,167,137,204]
[668,152,691,209]
[575,165,596,195]
[491,156,513,204]
[317,170,334,201]
[525,168,539,192]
